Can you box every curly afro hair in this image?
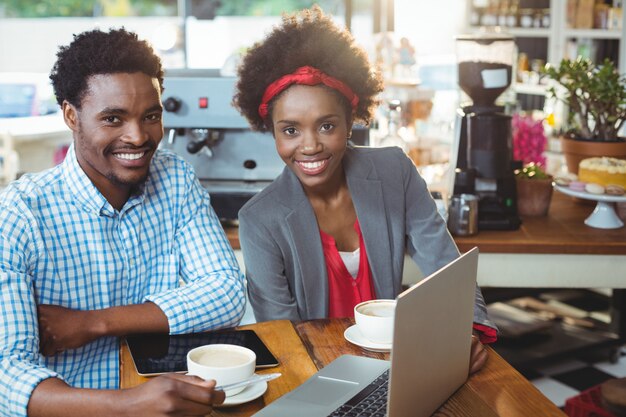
[233,6,384,131]
[49,28,164,109]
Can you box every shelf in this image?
[467,26,551,38]
[507,27,551,38]
[563,28,622,40]
[514,83,548,96]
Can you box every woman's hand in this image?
[469,334,488,374]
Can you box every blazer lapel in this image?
[345,150,396,299]
[281,170,329,318]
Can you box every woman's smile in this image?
[295,157,331,175]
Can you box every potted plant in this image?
[543,57,626,174]
[515,163,553,217]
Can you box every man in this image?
[0,28,244,416]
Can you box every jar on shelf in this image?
[481,10,498,26]
[506,0,519,26]
[519,9,534,27]
[541,9,550,28]
[608,7,622,30]
[498,0,510,26]
[517,52,530,82]
[594,4,609,29]
[470,7,483,26]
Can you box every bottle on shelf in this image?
[507,0,519,27]
[378,100,409,153]
[498,0,510,26]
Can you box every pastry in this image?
[606,184,625,196]
[585,183,605,195]
[554,176,571,187]
[578,157,626,188]
[569,181,586,192]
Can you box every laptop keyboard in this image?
[327,369,389,417]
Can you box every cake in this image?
[578,157,626,188]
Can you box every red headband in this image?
[258,66,359,119]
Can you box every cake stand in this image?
[554,185,625,229]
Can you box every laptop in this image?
[253,247,479,417]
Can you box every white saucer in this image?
[216,378,268,407]
[344,324,392,353]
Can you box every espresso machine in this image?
[453,33,521,230]
[159,69,284,222]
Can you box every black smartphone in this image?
[126,329,279,376]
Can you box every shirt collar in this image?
[61,144,148,217]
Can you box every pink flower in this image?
[512,114,547,167]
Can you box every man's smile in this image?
[113,151,146,161]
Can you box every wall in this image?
[394,0,467,58]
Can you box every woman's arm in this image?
[239,210,301,322]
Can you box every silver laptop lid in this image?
[251,247,479,417]
[388,247,479,417]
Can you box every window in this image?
[0,1,374,71]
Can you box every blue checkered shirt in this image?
[0,145,245,417]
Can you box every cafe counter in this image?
[224,191,626,289]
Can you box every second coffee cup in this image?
[354,299,396,344]
[186,344,256,397]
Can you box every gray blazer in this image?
[239,146,495,330]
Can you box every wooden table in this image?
[120,319,566,417]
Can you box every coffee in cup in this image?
[354,299,396,344]
[187,344,256,396]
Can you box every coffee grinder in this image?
[452,33,521,230]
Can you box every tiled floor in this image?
[521,347,626,409]
[487,288,626,413]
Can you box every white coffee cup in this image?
[354,299,396,344]
[186,344,256,397]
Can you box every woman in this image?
[234,7,496,373]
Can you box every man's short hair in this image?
[49,28,164,109]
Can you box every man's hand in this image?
[469,334,488,374]
[37,305,103,356]
[122,374,225,417]
[28,373,225,417]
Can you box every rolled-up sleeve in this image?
[0,206,60,417]
[145,168,245,334]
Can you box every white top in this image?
[338,247,361,278]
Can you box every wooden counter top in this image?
[223,191,626,255]
[225,226,240,250]
[455,192,626,255]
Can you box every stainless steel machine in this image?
[160,69,370,222]
[159,69,285,222]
